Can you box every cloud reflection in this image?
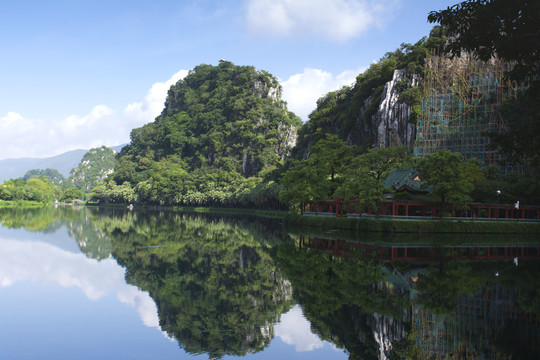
[274,305,324,352]
[0,237,160,330]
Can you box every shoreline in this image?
[4,201,540,234]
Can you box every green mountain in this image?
[103,61,301,206]
[292,26,447,159]
[22,168,66,186]
[0,149,87,183]
[69,146,117,191]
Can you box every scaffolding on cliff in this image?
[414,50,520,171]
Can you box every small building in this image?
[383,168,429,196]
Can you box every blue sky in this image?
[0,0,457,160]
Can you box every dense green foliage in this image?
[292,26,447,157]
[279,134,413,213]
[23,168,66,185]
[428,0,540,83]
[90,209,293,358]
[69,145,117,192]
[0,177,60,203]
[93,62,301,207]
[416,150,479,219]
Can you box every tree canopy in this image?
[417,150,478,219]
[94,62,301,207]
[428,0,540,83]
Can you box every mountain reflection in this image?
[1,206,540,359]
[281,235,540,360]
[88,208,295,358]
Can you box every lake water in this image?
[0,206,539,359]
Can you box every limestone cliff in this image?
[373,69,417,149]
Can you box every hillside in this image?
[69,146,117,191]
[0,145,125,184]
[99,61,301,206]
[292,26,447,159]
[0,149,87,183]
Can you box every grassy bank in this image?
[0,200,49,208]
[170,206,287,219]
[285,214,540,234]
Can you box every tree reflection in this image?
[269,239,410,359]
[0,206,112,260]
[93,210,293,359]
[2,207,540,359]
[271,234,540,360]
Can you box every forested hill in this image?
[97,61,302,206]
[292,26,447,159]
[69,146,117,191]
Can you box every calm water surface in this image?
[0,206,539,359]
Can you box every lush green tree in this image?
[488,86,540,172]
[0,177,59,203]
[417,150,475,219]
[337,146,412,213]
[428,0,540,82]
[279,134,354,210]
[23,168,66,186]
[61,187,83,202]
[89,179,135,204]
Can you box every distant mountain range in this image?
[0,145,125,183]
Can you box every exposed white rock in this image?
[375,69,416,148]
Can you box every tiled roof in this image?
[384,168,429,193]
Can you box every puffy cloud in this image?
[0,70,187,160]
[124,69,189,124]
[246,0,394,41]
[281,67,362,121]
[275,305,324,351]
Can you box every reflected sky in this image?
[0,222,345,359]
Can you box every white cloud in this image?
[124,69,189,124]
[281,67,362,121]
[275,305,324,352]
[0,70,187,160]
[246,0,394,41]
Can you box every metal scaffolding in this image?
[414,51,519,170]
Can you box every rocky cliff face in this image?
[294,67,420,160]
[352,69,417,149]
[374,69,417,149]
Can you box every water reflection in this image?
[0,213,161,332]
[97,209,295,358]
[0,206,539,359]
[284,235,540,359]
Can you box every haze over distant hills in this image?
[0,145,125,183]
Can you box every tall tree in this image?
[279,134,353,211]
[428,0,540,82]
[337,146,412,214]
[417,150,475,219]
